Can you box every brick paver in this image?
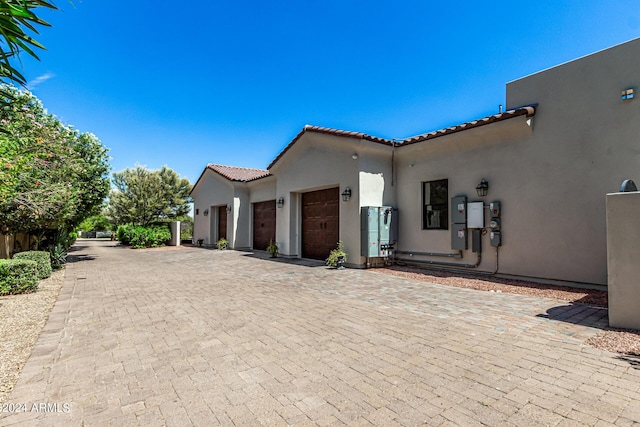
[2,240,639,426]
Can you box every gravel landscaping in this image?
[0,270,64,405]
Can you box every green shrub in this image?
[325,240,348,268]
[217,238,228,250]
[49,244,68,269]
[266,240,279,257]
[117,224,171,248]
[116,224,133,245]
[0,259,38,295]
[13,251,52,279]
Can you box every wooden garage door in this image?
[302,188,339,260]
[253,200,276,250]
[218,206,227,240]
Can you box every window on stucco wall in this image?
[422,179,448,230]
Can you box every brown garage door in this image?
[218,206,227,240]
[253,200,276,250]
[302,187,339,260]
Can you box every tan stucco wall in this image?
[504,38,640,284]
[395,38,640,285]
[191,170,234,245]
[606,191,640,329]
[396,117,534,276]
[192,172,277,249]
[271,132,393,264]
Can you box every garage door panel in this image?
[253,200,276,250]
[302,188,339,260]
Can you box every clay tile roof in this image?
[267,125,392,170]
[400,106,536,146]
[207,164,271,182]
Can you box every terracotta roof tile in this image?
[400,106,535,146]
[267,125,393,170]
[207,164,271,182]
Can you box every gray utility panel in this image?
[450,196,468,250]
[361,206,393,258]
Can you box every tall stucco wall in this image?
[231,186,251,249]
[396,117,533,277]
[606,191,640,329]
[501,38,640,284]
[248,177,277,203]
[394,39,640,285]
[191,170,234,245]
[272,132,391,264]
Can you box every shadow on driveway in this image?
[537,303,609,329]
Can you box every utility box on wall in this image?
[361,206,393,258]
[450,196,468,250]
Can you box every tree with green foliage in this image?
[78,214,112,232]
[107,165,192,227]
[0,85,110,247]
[0,0,58,96]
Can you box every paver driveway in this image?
[2,240,640,426]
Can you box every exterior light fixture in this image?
[226,205,232,213]
[622,88,634,101]
[620,179,638,192]
[341,187,352,202]
[203,208,208,216]
[196,208,200,216]
[352,153,358,160]
[476,178,489,197]
[277,197,285,208]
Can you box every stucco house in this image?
[191,38,640,287]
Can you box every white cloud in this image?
[27,73,55,90]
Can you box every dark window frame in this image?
[422,179,449,230]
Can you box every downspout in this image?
[391,139,396,187]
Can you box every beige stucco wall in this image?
[504,38,640,284]
[271,131,393,264]
[396,117,534,275]
[606,191,640,329]
[191,170,234,246]
[231,186,251,250]
[395,38,640,285]
[192,173,277,249]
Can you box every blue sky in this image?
[19,1,640,185]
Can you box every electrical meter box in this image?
[490,201,501,218]
[451,224,468,250]
[467,202,484,229]
[451,196,467,224]
[490,231,502,247]
[451,196,467,250]
[361,207,393,258]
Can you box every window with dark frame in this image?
[422,179,448,230]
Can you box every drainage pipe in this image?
[394,247,500,275]
[395,250,463,259]
[395,251,480,269]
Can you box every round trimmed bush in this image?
[0,259,38,295]
[13,251,52,279]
